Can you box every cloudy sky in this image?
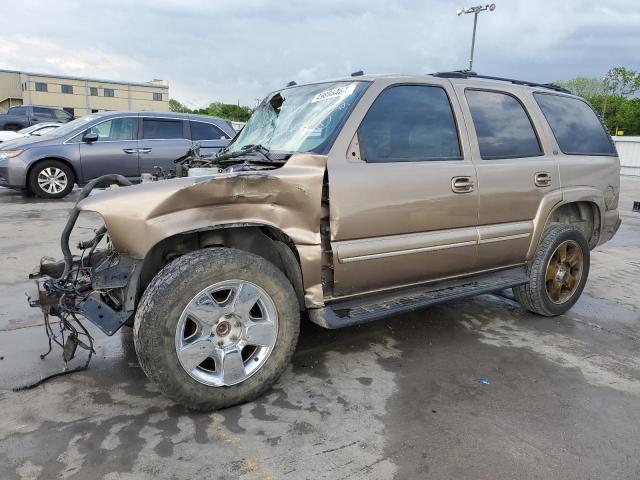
[1,0,638,107]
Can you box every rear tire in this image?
[28,160,75,199]
[514,223,589,316]
[134,248,300,411]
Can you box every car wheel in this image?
[133,248,300,411]
[28,160,75,199]
[514,223,590,316]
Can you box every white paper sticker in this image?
[311,83,356,103]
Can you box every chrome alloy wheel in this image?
[37,167,68,195]
[175,280,278,387]
[545,239,584,304]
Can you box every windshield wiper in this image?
[214,144,284,164]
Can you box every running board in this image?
[309,267,528,329]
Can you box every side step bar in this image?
[309,267,528,329]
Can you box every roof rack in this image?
[431,70,571,94]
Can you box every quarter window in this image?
[359,85,461,162]
[61,84,73,94]
[534,93,616,155]
[142,119,185,139]
[190,121,229,140]
[54,109,72,121]
[86,117,135,141]
[63,108,75,118]
[465,90,542,159]
[104,88,115,98]
[35,82,48,92]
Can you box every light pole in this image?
[457,4,496,72]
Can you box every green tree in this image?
[196,102,253,122]
[605,67,640,97]
[555,76,604,102]
[169,99,192,113]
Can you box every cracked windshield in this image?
[228,81,368,154]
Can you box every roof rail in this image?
[431,70,571,94]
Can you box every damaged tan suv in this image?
[30,72,621,410]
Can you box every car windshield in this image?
[18,125,41,134]
[50,115,102,138]
[227,81,368,154]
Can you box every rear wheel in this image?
[28,160,75,199]
[134,248,300,411]
[514,223,589,316]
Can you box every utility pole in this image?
[457,4,496,71]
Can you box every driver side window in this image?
[86,117,136,141]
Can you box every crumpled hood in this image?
[77,153,328,259]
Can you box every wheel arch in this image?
[136,224,307,311]
[26,157,79,187]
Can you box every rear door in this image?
[190,120,231,156]
[138,117,192,175]
[328,80,478,297]
[454,85,561,270]
[78,116,140,181]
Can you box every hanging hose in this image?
[60,174,132,280]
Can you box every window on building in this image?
[153,92,162,101]
[90,87,98,96]
[465,90,542,159]
[359,85,461,162]
[91,109,100,113]
[534,93,616,156]
[61,84,73,94]
[87,117,136,141]
[190,121,229,140]
[104,88,115,97]
[33,107,55,119]
[62,107,75,117]
[35,82,48,92]
[142,118,185,139]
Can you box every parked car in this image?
[0,122,61,143]
[0,105,73,131]
[30,72,621,411]
[0,111,235,198]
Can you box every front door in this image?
[328,82,478,298]
[456,86,561,270]
[79,116,139,181]
[138,117,192,176]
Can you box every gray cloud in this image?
[0,0,638,106]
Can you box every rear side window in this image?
[190,121,229,141]
[142,119,186,139]
[534,93,616,155]
[465,90,542,159]
[9,106,26,115]
[33,107,55,118]
[359,85,461,162]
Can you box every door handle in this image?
[535,172,552,187]
[123,148,137,154]
[139,148,152,154]
[451,176,475,193]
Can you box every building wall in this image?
[0,70,169,116]
[0,71,23,112]
[614,136,640,176]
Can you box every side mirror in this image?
[83,132,99,143]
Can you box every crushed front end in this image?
[27,175,142,377]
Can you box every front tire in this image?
[134,248,300,411]
[514,223,589,316]
[28,160,75,199]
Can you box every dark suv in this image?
[0,105,73,130]
[0,111,235,198]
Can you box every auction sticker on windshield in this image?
[311,84,356,103]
